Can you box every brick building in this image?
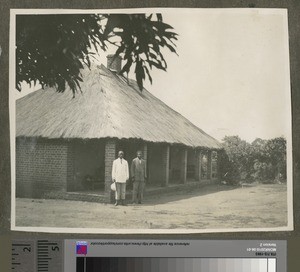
[16,56,223,202]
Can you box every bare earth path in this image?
[16,184,287,230]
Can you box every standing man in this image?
[131,150,147,204]
[112,150,129,206]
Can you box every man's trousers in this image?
[115,182,126,200]
[132,181,145,203]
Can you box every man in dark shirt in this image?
[131,150,147,204]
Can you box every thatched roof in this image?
[16,64,222,149]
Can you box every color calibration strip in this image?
[76,258,276,272]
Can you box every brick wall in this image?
[66,142,75,191]
[142,142,148,181]
[104,138,116,203]
[142,142,148,161]
[16,137,69,198]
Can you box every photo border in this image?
[9,8,294,234]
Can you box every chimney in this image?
[106,54,122,73]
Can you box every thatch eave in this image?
[16,135,223,150]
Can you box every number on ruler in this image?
[52,246,59,251]
[23,247,31,252]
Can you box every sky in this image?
[15,9,291,143]
[145,10,291,143]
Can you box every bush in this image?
[221,136,286,184]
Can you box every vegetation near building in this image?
[220,136,286,184]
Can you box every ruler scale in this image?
[12,240,63,272]
[11,241,35,272]
[37,240,63,272]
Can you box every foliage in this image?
[105,14,177,90]
[221,136,286,183]
[218,149,239,185]
[16,14,178,96]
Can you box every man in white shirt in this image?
[112,150,129,206]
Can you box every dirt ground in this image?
[15,183,288,230]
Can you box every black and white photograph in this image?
[10,8,292,233]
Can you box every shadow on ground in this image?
[135,184,238,206]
